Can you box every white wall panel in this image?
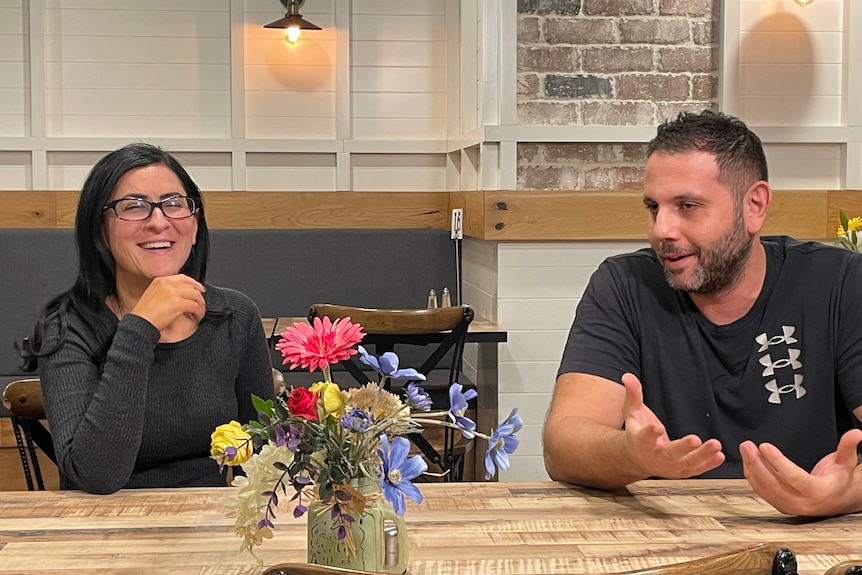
[498,361,559,395]
[43,3,231,138]
[351,15,444,42]
[499,454,549,482]
[352,0,443,16]
[352,67,445,93]
[352,42,446,68]
[738,0,844,126]
[499,330,568,363]
[352,118,445,140]
[46,89,230,117]
[245,152,337,190]
[246,167,337,191]
[246,92,335,118]
[497,298,576,331]
[44,62,230,90]
[743,95,842,125]
[243,38,337,65]
[352,168,446,191]
[0,152,30,189]
[246,118,336,139]
[500,393,550,428]
[352,93,445,119]
[0,3,25,138]
[245,66,336,91]
[0,6,23,35]
[0,36,25,61]
[45,37,230,64]
[765,143,842,189]
[46,0,225,10]
[46,116,231,138]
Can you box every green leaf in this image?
[273,461,289,471]
[252,394,274,417]
[840,209,850,232]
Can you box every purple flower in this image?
[358,346,426,381]
[448,383,477,439]
[275,424,301,452]
[484,409,522,480]
[341,407,371,432]
[377,435,427,515]
[406,382,432,412]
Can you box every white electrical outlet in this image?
[451,208,463,240]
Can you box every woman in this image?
[21,143,274,494]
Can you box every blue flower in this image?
[377,435,427,515]
[448,383,478,438]
[484,409,522,480]
[406,382,432,412]
[341,407,371,432]
[358,346,426,381]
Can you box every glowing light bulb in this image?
[286,26,301,43]
[795,0,814,6]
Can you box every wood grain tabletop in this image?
[0,480,859,575]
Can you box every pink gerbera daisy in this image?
[275,317,365,373]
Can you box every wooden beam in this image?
[1,190,861,240]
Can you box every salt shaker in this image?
[441,287,451,307]
[427,289,438,309]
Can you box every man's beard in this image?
[659,210,753,295]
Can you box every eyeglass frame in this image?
[101,195,199,221]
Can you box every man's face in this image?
[644,150,753,295]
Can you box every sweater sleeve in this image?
[234,299,276,424]
[41,313,160,494]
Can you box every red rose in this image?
[287,387,320,421]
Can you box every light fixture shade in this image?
[795,0,814,6]
[263,14,321,30]
[264,0,321,30]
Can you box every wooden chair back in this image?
[264,542,800,575]
[307,304,475,481]
[2,378,56,490]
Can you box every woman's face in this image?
[102,164,198,291]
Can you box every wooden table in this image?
[1,480,860,574]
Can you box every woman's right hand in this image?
[128,274,206,333]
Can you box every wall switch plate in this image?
[451,208,463,240]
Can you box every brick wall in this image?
[516,0,720,189]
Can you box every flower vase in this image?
[306,479,409,573]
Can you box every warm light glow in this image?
[795,0,813,6]
[286,26,301,43]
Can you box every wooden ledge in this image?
[3,189,862,241]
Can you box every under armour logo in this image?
[759,349,802,376]
[765,374,806,404]
[756,326,798,352]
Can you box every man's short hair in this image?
[647,110,768,200]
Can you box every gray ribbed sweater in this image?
[40,285,274,493]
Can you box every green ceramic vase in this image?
[306,479,409,574]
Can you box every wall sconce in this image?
[795,0,814,6]
[264,0,321,44]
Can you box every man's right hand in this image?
[621,372,725,479]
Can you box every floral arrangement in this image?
[210,316,522,559]
[836,209,861,252]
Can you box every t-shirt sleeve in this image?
[557,258,642,385]
[834,253,862,414]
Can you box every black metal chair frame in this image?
[308,305,475,481]
[4,379,56,491]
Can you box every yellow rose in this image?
[210,420,252,466]
[309,381,346,417]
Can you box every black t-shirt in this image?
[558,236,862,478]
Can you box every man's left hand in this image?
[740,428,862,516]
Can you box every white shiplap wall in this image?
[465,241,647,482]
[738,0,844,126]
[1,0,453,191]
[44,0,232,138]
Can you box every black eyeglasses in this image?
[102,196,199,221]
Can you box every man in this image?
[543,110,862,517]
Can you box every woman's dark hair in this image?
[19,143,210,370]
[647,110,768,201]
